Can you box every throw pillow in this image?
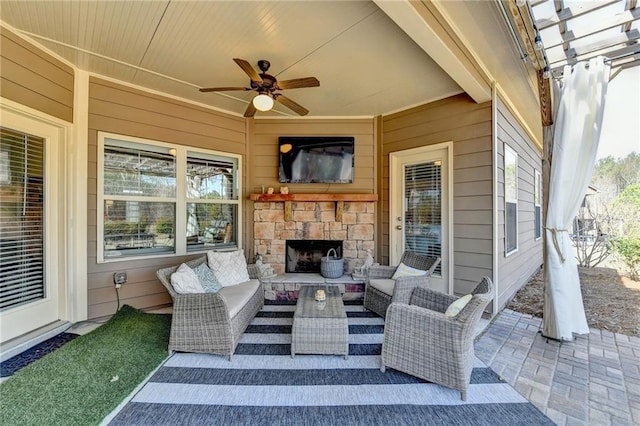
[192,263,222,293]
[207,249,250,287]
[170,263,205,294]
[445,294,473,317]
[391,262,427,279]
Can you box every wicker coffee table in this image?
[291,285,349,359]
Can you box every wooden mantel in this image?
[249,193,377,202]
[248,193,378,221]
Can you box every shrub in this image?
[610,236,640,280]
[155,217,174,234]
[104,221,136,235]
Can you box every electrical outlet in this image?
[113,272,127,288]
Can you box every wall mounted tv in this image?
[278,136,355,184]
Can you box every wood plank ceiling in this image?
[0,1,467,118]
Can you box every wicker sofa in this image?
[156,255,263,360]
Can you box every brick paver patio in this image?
[475,309,640,425]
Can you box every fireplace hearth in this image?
[286,240,342,273]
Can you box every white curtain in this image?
[543,57,610,341]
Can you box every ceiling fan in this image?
[199,58,320,118]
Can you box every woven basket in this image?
[321,248,344,278]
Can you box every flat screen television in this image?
[278,136,355,183]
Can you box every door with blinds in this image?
[390,144,451,294]
[1,125,60,343]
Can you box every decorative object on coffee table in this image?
[291,285,348,359]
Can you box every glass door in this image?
[390,144,450,293]
[1,123,60,344]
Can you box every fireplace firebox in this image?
[285,240,343,273]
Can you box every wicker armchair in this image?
[380,276,494,401]
[364,251,440,318]
[156,256,263,360]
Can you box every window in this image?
[0,127,45,310]
[504,145,518,255]
[98,133,241,262]
[404,160,442,275]
[534,169,542,240]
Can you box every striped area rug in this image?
[106,301,553,425]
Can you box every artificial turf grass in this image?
[0,305,171,426]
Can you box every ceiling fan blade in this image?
[244,101,257,118]
[233,58,263,84]
[199,87,249,92]
[277,77,320,90]
[276,94,309,116]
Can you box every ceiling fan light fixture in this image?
[253,94,274,111]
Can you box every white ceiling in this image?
[0,0,474,118]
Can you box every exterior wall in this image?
[496,95,543,310]
[248,119,376,194]
[246,118,377,259]
[0,27,74,122]
[381,94,493,296]
[87,77,246,319]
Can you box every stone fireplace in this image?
[285,240,343,273]
[252,199,375,275]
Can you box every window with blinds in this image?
[404,160,442,274]
[103,142,177,259]
[186,153,237,251]
[0,127,45,311]
[99,134,240,261]
[505,145,518,255]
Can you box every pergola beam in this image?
[536,0,619,30]
[624,0,638,31]
[550,44,640,69]
[547,29,640,64]
[544,8,640,50]
[505,0,546,69]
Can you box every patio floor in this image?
[7,304,637,424]
[475,309,640,425]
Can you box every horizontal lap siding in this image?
[496,96,543,310]
[381,94,493,297]
[87,77,246,319]
[0,27,74,122]
[249,119,376,194]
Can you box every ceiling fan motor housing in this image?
[251,73,278,93]
[257,60,271,72]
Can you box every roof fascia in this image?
[374,0,491,104]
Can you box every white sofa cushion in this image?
[171,263,205,294]
[219,279,261,318]
[369,278,396,297]
[207,249,250,287]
